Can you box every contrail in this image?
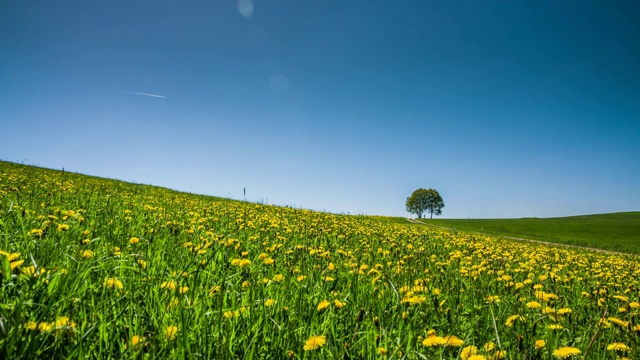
[124,91,166,98]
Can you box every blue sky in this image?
[1,0,639,218]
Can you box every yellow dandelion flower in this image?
[486,295,500,303]
[303,335,326,351]
[422,336,444,347]
[608,317,629,328]
[534,339,546,350]
[38,322,53,332]
[24,321,37,330]
[179,286,189,294]
[526,301,541,309]
[548,324,563,330]
[483,342,495,352]
[443,335,464,347]
[129,237,140,244]
[138,259,147,268]
[296,275,306,281]
[131,335,143,346]
[104,277,123,289]
[165,326,178,340]
[490,350,506,359]
[10,260,25,271]
[82,250,94,259]
[468,356,487,360]
[160,280,177,291]
[607,343,629,352]
[460,345,478,360]
[334,299,345,309]
[264,258,275,265]
[264,299,276,307]
[552,347,581,358]
[317,300,330,311]
[505,315,525,327]
[239,259,251,268]
[273,274,284,282]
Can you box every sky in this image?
[1,0,639,218]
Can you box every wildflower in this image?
[297,275,306,282]
[483,342,495,352]
[82,250,94,259]
[334,299,345,309]
[534,339,546,349]
[377,347,387,355]
[264,258,275,265]
[10,260,24,271]
[317,300,330,311]
[548,324,563,330]
[55,316,76,329]
[460,345,478,360]
[160,280,177,291]
[57,224,70,232]
[239,259,251,268]
[264,299,276,307]
[303,335,326,351]
[138,259,147,269]
[505,315,525,327]
[607,343,629,352]
[273,274,284,282]
[24,321,37,330]
[552,347,581,358]
[179,286,189,294]
[104,277,123,289]
[131,335,143,346]
[129,237,140,244]
[443,335,464,347]
[526,301,541,309]
[486,295,500,303]
[422,336,444,347]
[468,356,487,360]
[490,350,506,359]
[608,317,629,328]
[165,326,178,340]
[38,322,54,332]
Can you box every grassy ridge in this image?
[418,213,640,254]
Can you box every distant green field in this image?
[417,212,640,254]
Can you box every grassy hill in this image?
[418,212,640,254]
[2,160,640,358]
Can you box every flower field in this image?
[1,161,638,359]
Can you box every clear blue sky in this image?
[1,0,639,218]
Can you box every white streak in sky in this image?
[125,91,166,98]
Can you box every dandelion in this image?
[57,224,69,231]
[264,258,275,265]
[552,347,581,358]
[239,259,251,268]
[317,300,330,311]
[334,299,345,309]
[129,237,140,244]
[24,321,37,330]
[443,335,464,347]
[104,277,123,289]
[608,317,629,328]
[422,336,444,347]
[160,280,177,291]
[607,343,629,352]
[273,274,284,282]
[131,335,143,346]
[296,275,306,282]
[468,356,487,360]
[82,250,94,259]
[165,326,178,340]
[548,324,563,330]
[38,322,53,332]
[303,335,326,351]
[486,295,500,303]
[526,301,541,309]
[460,345,478,360]
[534,339,546,350]
[264,299,276,307]
[179,286,189,294]
[483,342,496,352]
[505,315,525,327]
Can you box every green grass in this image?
[417,212,640,254]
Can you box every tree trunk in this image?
[430,213,433,219]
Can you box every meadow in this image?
[1,161,638,359]
[417,213,640,255]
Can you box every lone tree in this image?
[406,188,445,219]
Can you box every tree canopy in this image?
[406,188,445,219]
